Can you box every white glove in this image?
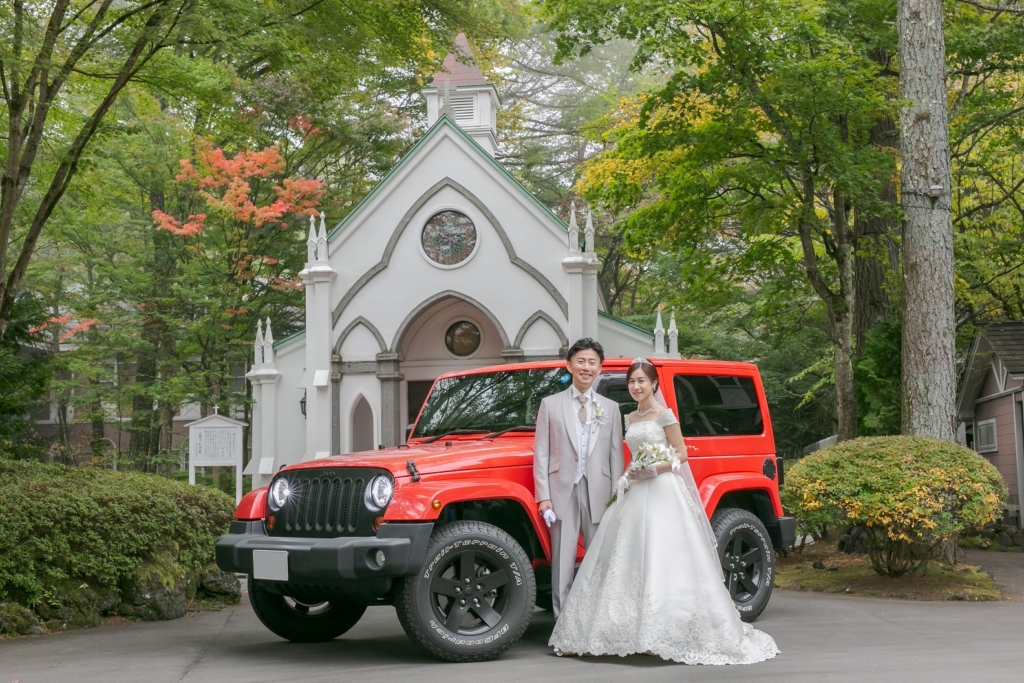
[626,464,659,482]
[542,509,557,528]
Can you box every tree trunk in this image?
[834,190,858,441]
[854,114,900,352]
[799,179,858,440]
[897,0,956,440]
[90,378,105,462]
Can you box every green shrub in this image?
[0,460,235,606]
[783,436,1006,576]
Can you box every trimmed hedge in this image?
[0,459,235,607]
[783,436,1006,576]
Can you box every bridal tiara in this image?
[631,357,653,366]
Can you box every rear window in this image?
[673,375,763,436]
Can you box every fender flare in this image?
[235,487,267,520]
[384,478,550,559]
[699,473,784,518]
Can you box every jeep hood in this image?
[281,439,534,479]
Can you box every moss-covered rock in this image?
[0,602,43,636]
[33,581,119,629]
[197,567,241,604]
[117,551,189,621]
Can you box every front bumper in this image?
[215,520,434,581]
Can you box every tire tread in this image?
[710,508,775,623]
[394,520,536,662]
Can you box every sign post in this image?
[187,411,248,503]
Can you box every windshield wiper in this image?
[421,429,489,444]
[478,425,534,440]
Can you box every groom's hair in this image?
[566,337,605,362]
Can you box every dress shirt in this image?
[570,384,595,484]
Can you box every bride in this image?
[548,358,779,665]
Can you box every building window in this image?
[445,320,481,357]
[976,418,997,453]
[422,210,477,266]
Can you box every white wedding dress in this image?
[548,410,779,665]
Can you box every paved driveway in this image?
[3,586,1023,683]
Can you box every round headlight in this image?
[269,478,291,511]
[365,475,394,511]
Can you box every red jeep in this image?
[216,359,795,661]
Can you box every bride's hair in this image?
[627,359,659,392]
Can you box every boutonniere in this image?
[592,402,608,427]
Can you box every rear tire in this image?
[711,508,775,622]
[394,521,536,662]
[248,577,366,642]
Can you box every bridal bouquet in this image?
[630,442,675,471]
[607,442,678,506]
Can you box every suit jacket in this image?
[533,388,624,525]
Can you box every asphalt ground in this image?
[3,578,1023,683]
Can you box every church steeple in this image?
[422,33,501,156]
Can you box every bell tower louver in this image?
[421,33,500,156]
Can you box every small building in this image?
[244,35,666,488]
[956,321,1024,527]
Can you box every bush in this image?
[0,459,235,607]
[783,436,1006,576]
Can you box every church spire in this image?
[422,32,501,156]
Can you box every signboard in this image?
[193,427,240,465]
[187,412,247,503]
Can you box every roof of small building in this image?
[957,321,1024,418]
[430,33,489,88]
[981,321,1024,374]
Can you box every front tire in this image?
[711,508,775,622]
[248,577,366,642]
[394,521,536,662]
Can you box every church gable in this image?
[326,118,572,360]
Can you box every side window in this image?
[593,372,635,430]
[673,374,763,436]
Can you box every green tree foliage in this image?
[540,0,1024,444]
[13,5,525,466]
[0,293,50,458]
[0,0,523,340]
[542,0,902,441]
[854,314,902,436]
[783,436,1005,576]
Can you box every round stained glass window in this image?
[421,211,477,266]
[445,321,481,357]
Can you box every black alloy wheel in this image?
[394,520,536,662]
[430,548,511,634]
[248,577,367,642]
[711,508,775,622]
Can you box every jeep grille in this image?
[266,467,388,538]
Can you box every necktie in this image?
[578,394,587,426]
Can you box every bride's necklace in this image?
[637,403,658,418]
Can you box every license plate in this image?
[253,550,289,581]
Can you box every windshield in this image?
[411,368,636,438]
[411,368,571,438]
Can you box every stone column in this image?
[246,318,281,488]
[300,213,336,460]
[331,353,342,454]
[376,352,404,448]
[562,203,600,343]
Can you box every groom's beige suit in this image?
[534,386,624,617]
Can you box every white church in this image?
[243,35,665,487]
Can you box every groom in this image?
[534,338,624,617]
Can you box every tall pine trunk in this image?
[897,0,956,440]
